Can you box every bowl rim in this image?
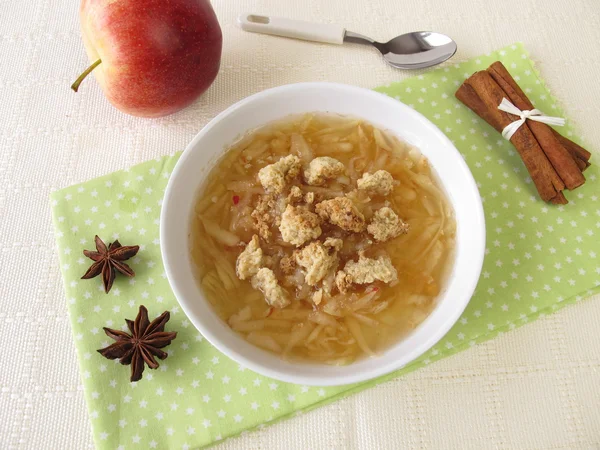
[161,81,485,386]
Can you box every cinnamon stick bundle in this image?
[456,62,591,204]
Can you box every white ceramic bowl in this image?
[161,82,485,386]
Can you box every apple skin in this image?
[80,0,222,117]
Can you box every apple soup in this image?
[191,114,456,365]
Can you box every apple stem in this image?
[71,58,102,92]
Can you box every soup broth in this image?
[191,114,456,365]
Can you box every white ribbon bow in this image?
[497,98,565,140]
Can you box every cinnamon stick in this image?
[455,82,499,130]
[486,62,590,167]
[552,129,591,170]
[455,80,584,172]
[487,62,585,189]
[459,71,566,204]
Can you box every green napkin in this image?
[51,43,599,449]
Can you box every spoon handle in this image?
[238,13,345,45]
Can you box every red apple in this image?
[73,0,222,117]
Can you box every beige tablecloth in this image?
[1,0,599,448]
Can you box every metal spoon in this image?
[238,13,457,70]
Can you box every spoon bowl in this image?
[347,31,457,69]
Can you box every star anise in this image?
[81,235,139,293]
[97,305,177,382]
